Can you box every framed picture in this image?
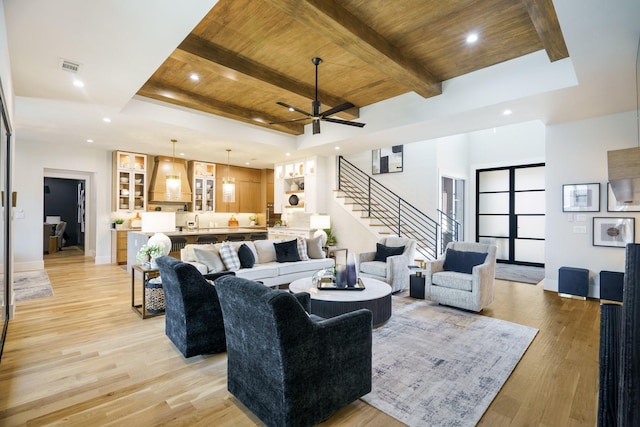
[372,145,403,175]
[607,183,640,212]
[593,217,635,247]
[562,183,600,212]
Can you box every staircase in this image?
[335,156,460,260]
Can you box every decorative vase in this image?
[346,253,357,286]
[290,182,299,191]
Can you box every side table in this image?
[409,272,426,299]
[131,264,163,319]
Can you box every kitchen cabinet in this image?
[113,151,147,212]
[274,156,322,214]
[216,165,262,213]
[188,161,216,212]
[111,230,128,265]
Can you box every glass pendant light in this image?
[222,149,236,203]
[166,139,181,200]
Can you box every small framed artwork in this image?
[372,145,403,175]
[593,217,635,247]
[607,183,640,212]
[562,183,600,212]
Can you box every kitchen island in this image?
[126,227,267,273]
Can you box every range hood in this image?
[608,147,640,204]
[148,156,192,203]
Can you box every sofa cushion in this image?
[374,243,405,262]
[443,248,487,274]
[277,258,333,275]
[238,243,256,268]
[183,243,216,263]
[193,247,226,273]
[220,242,241,271]
[306,236,325,259]
[274,239,301,263]
[235,263,279,281]
[432,271,473,292]
[254,239,280,264]
[359,260,387,277]
[297,237,310,261]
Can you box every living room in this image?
[1,0,639,425]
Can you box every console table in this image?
[131,264,163,319]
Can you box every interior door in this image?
[0,83,13,361]
[476,164,545,266]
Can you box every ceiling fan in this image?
[270,57,365,135]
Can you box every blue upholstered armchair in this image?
[155,256,233,358]
[215,275,373,427]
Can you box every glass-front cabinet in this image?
[113,151,147,211]
[274,156,320,214]
[189,161,215,212]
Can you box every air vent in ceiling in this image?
[60,59,80,73]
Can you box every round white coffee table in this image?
[289,276,392,326]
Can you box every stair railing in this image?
[437,209,462,255]
[337,156,445,260]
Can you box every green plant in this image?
[114,218,124,225]
[136,243,165,264]
[324,228,337,245]
[248,214,257,222]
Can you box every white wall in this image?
[545,111,638,296]
[14,140,112,270]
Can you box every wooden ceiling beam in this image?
[138,81,304,135]
[521,0,569,62]
[176,34,359,120]
[270,0,442,98]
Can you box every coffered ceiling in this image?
[137,0,567,135]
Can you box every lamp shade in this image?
[166,174,181,200]
[46,215,61,224]
[222,177,236,203]
[310,214,331,230]
[141,212,175,233]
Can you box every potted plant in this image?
[136,243,165,268]
[114,218,125,230]
[325,228,337,246]
[249,214,257,226]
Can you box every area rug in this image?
[362,300,538,427]
[494,263,544,284]
[12,270,54,301]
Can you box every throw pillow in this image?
[297,237,310,261]
[274,239,301,263]
[238,243,256,268]
[193,247,226,273]
[219,242,241,271]
[254,239,279,264]
[374,243,405,262]
[443,248,487,274]
[306,235,325,259]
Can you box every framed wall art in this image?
[593,217,635,247]
[607,183,640,212]
[372,145,403,175]
[562,183,600,212]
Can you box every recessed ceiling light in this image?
[466,33,479,44]
[503,109,512,116]
[285,152,291,157]
[73,79,84,87]
[335,146,340,150]
[103,117,111,123]
[190,73,199,81]
[288,107,295,112]
[245,162,250,165]
[179,152,185,156]
[86,139,93,143]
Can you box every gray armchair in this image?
[155,256,233,358]
[215,275,372,427]
[425,241,497,312]
[358,236,417,292]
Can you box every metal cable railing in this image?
[337,156,449,260]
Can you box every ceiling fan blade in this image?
[312,119,321,135]
[320,102,355,118]
[322,117,366,128]
[276,101,312,117]
[269,117,311,125]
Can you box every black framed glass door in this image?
[476,163,545,266]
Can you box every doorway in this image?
[476,163,545,266]
[440,176,464,248]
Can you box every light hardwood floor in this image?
[0,251,600,426]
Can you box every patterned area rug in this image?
[12,270,54,301]
[362,300,538,427]
[495,263,545,284]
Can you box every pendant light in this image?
[166,139,181,200]
[222,149,236,203]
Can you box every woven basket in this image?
[145,278,165,314]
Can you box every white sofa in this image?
[180,238,334,288]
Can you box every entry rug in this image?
[362,301,538,427]
[495,263,544,284]
[12,270,54,301]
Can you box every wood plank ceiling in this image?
[137,0,568,136]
